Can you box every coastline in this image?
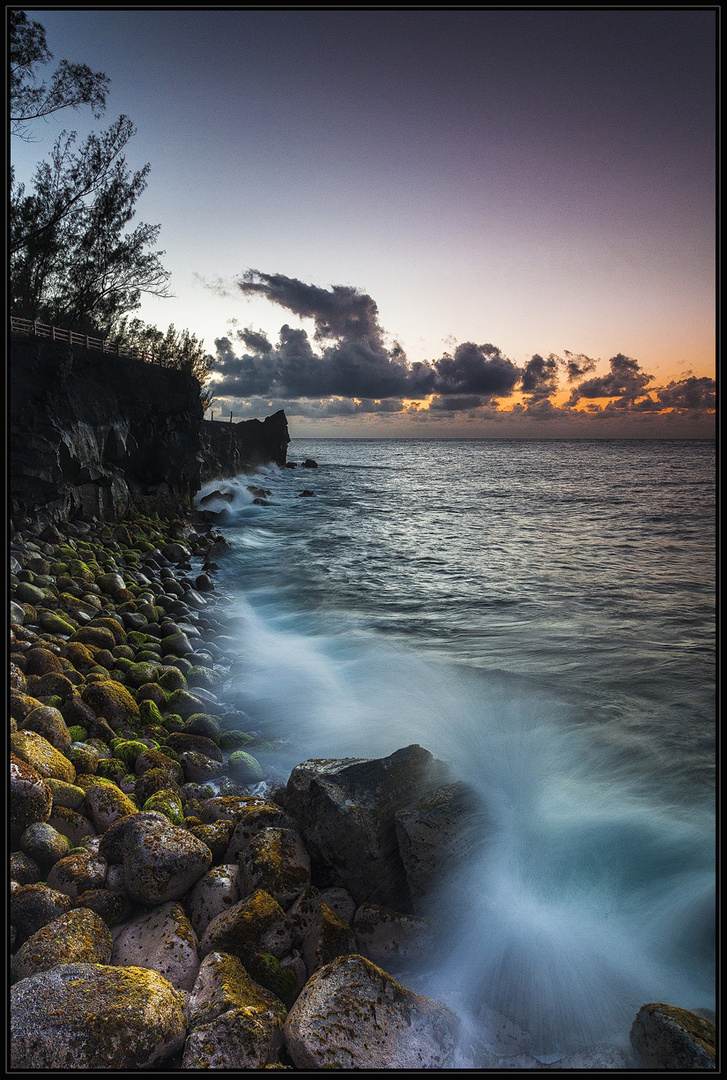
[9,497,716,1070]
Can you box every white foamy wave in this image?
[216,593,714,1057]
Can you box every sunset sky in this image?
[11,8,716,436]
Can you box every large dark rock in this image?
[630,1003,716,1069]
[199,410,289,482]
[285,745,475,913]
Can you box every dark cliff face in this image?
[10,335,288,527]
[199,412,290,482]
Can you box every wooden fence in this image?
[10,316,168,366]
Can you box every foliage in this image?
[10,10,109,140]
[9,13,172,337]
[114,318,215,406]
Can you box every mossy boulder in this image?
[21,705,72,753]
[9,963,187,1069]
[11,908,113,984]
[11,754,53,842]
[11,730,76,784]
[139,698,166,727]
[228,750,263,785]
[142,788,185,825]
[81,679,140,729]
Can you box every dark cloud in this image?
[204,271,713,424]
[562,351,598,382]
[430,341,521,396]
[239,270,385,344]
[521,353,561,401]
[566,353,654,407]
[237,327,273,353]
[208,272,521,404]
[654,375,716,412]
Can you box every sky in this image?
[11,7,716,437]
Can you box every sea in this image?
[195,437,716,1062]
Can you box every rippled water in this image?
[198,438,715,1060]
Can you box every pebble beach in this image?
[9,502,717,1070]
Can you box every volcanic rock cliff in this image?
[10,334,289,528]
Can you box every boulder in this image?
[46,847,108,900]
[237,826,311,907]
[20,705,72,753]
[9,963,187,1069]
[84,780,139,832]
[352,901,434,970]
[199,888,293,963]
[186,863,241,937]
[300,902,357,976]
[19,821,71,869]
[394,779,481,913]
[111,900,200,991]
[117,814,213,905]
[10,753,52,842]
[630,1003,717,1069]
[284,745,450,910]
[283,953,461,1069]
[10,883,74,948]
[11,730,76,784]
[11,907,113,984]
[182,951,287,1069]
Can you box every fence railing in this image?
[10,316,168,366]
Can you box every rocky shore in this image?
[9,506,717,1070]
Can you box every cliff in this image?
[200,412,289,482]
[9,333,288,528]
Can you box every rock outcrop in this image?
[10,333,289,529]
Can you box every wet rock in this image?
[46,847,108,900]
[81,678,140,729]
[9,962,187,1069]
[228,748,264,783]
[187,818,235,860]
[10,851,42,886]
[394,779,481,913]
[352,901,434,970]
[285,745,448,910]
[630,1003,717,1069]
[20,705,72,753]
[47,804,96,846]
[10,883,74,948]
[300,901,357,976]
[45,777,87,809]
[182,950,287,1069]
[283,953,460,1069]
[84,779,139,832]
[178,749,224,783]
[19,821,71,869]
[222,800,289,861]
[11,907,113,984]
[72,888,133,927]
[111,900,200,991]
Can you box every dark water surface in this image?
[198,438,715,1060]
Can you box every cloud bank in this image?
[204,270,715,430]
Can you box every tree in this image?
[114,318,215,408]
[10,13,172,335]
[10,10,109,140]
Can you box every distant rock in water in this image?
[301,458,318,468]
